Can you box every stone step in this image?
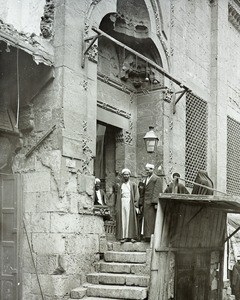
[104,251,146,263]
[82,298,122,300]
[98,262,149,275]
[107,241,149,252]
[87,273,149,287]
[85,284,148,299]
[70,287,87,299]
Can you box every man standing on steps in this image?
[115,168,139,243]
[140,163,162,242]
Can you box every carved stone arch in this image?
[87,0,169,72]
[143,0,170,70]
[85,0,117,34]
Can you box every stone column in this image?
[209,0,228,191]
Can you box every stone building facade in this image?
[1,0,240,299]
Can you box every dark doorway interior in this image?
[95,122,118,188]
[176,252,210,300]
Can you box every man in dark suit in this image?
[140,163,162,241]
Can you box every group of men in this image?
[95,166,214,243]
[95,163,163,243]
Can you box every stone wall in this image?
[3,0,240,299]
[10,1,107,298]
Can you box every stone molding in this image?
[115,129,133,145]
[149,0,170,58]
[98,71,167,97]
[229,0,240,31]
[97,71,135,95]
[97,101,131,119]
[87,43,98,63]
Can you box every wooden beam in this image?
[25,125,56,158]
[225,225,240,243]
[91,26,191,91]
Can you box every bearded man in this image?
[115,168,139,243]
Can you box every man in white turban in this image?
[94,178,106,205]
[115,168,139,243]
[139,163,162,241]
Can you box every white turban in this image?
[95,178,101,184]
[145,163,154,169]
[121,168,131,175]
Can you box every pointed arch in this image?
[87,0,170,72]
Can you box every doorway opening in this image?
[175,252,210,300]
[95,122,122,236]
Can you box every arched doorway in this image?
[94,1,165,237]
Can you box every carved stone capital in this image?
[87,43,98,63]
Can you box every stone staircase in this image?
[70,241,151,300]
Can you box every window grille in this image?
[185,93,208,186]
[227,116,240,195]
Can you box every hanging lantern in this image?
[143,126,159,153]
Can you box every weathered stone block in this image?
[32,233,65,254]
[87,273,100,285]
[77,174,86,193]
[36,192,69,213]
[30,212,51,233]
[104,251,146,263]
[130,264,149,275]
[70,287,87,299]
[86,284,148,299]
[85,175,94,196]
[36,254,58,274]
[99,262,131,274]
[24,192,37,212]
[23,172,51,192]
[99,235,107,253]
[65,173,78,194]
[50,213,83,233]
[64,233,99,255]
[31,274,81,297]
[111,241,149,252]
[62,136,83,160]
[68,192,80,213]
[125,275,149,287]
[60,253,96,274]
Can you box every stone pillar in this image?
[209,0,228,191]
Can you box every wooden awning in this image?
[159,193,240,213]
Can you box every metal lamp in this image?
[143,126,159,153]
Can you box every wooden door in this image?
[176,252,210,300]
[0,175,21,300]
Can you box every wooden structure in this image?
[149,194,240,300]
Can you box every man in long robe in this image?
[140,163,162,241]
[115,168,139,243]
